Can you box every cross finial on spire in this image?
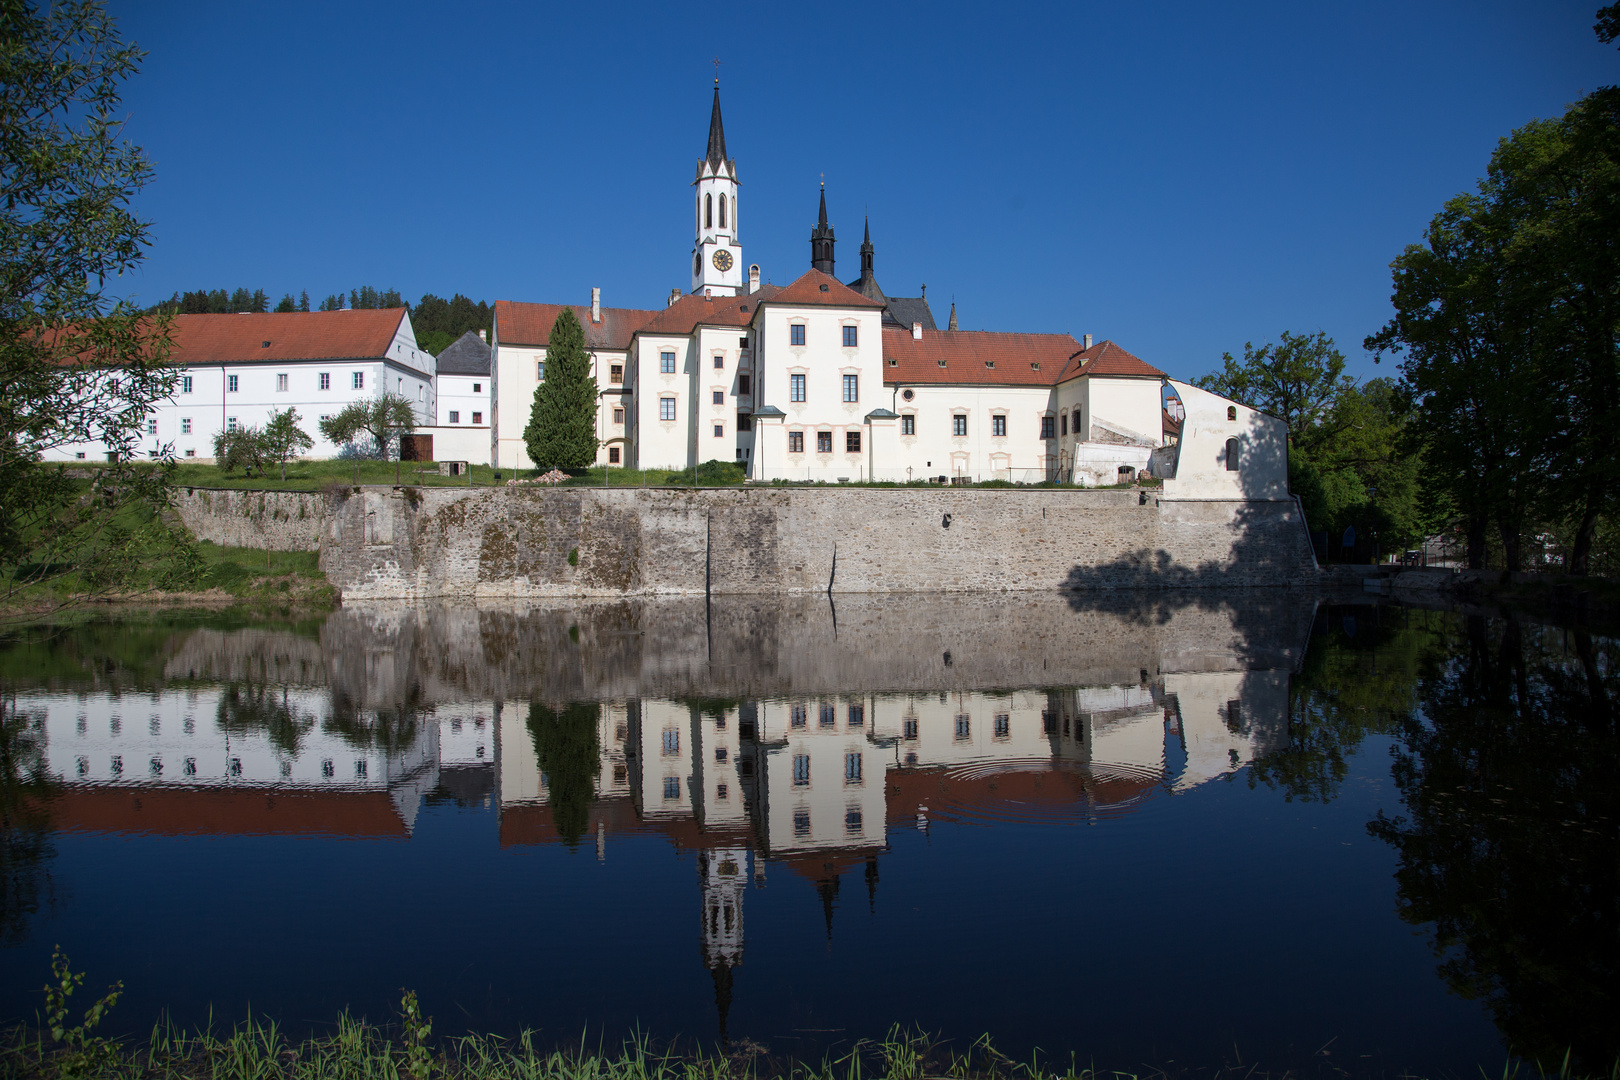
[711,56,722,85]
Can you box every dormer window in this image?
[985,361,995,369]
[1031,362,1041,371]
[937,360,947,368]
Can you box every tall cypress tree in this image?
[524,307,598,470]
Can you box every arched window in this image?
[706,194,713,229]
[719,193,727,228]
[1225,437,1241,471]
[694,251,701,275]
[1227,405,1237,421]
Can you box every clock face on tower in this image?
[712,249,734,272]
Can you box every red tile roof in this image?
[494,300,661,350]
[1054,339,1166,382]
[44,786,410,838]
[635,285,780,336]
[882,327,1085,387]
[163,309,408,365]
[759,268,886,309]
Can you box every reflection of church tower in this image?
[699,846,748,1036]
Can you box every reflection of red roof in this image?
[42,786,409,838]
[884,763,1160,825]
[498,797,752,851]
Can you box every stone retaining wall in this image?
[174,485,1317,598]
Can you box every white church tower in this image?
[691,81,743,296]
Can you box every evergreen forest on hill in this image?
[146,287,492,356]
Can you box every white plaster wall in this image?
[491,338,629,472]
[751,304,885,481]
[1161,379,1290,500]
[756,698,887,855]
[885,384,1058,482]
[1087,377,1164,443]
[436,373,489,428]
[635,335,698,470]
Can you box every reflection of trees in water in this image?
[216,683,315,757]
[1248,605,1440,802]
[322,689,421,753]
[1369,615,1619,1069]
[0,694,58,946]
[527,702,601,849]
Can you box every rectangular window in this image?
[608,446,620,463]
[1043,710,1057,734]
[953,414,968,437]
[226,417,238,432]
[817,431,832,453]
[276,373,288,392]
[352,371,364,389]
[1041,415,1056,439]
[842,325,858,348]
[713,389,724,405]
[819,703,836,728]
[901,414,915,436]
[662,728,680,755]
[713,355,724,369]
[790,323,806,346]
[788,430,804,454]
[227,374,239,393]
[994,713,1011,738]
[717,783,729,800]
[660,350,676,373]
[845,753,863,783]
[660,397,676,421]
[449,411,460,423]
[181,418,192,434]
[791,704,807,728]
[792,754,810,786]
[319,372,331,390]
[993,414,1008,437]
[184,448,195,457]
[663,776,681,800]
[842,374,858,402]
[536,361,545,380]
[418,386,424,401]
[738,374,750,395]
[610,364,623,383]
[612,407,624,424]
[473,382,480,393]
[790,373,806,402]
[848,704,864,728]
[181,376,193,394]
[471,411,482,424]
[846,430,861,453]
[1060,412,1068,436]
[715,747,728,763]
[794,808,811,836]
[737,413,752,431]
[955,715,971,740]
[903,718,919,740]
[714,423,724,438]
[147,418,157,435]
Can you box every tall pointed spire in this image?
[810,182,836,276]
[947,301,959,331]
[705,81,727,170]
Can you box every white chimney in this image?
[912,322,922,340]
[477,328,487,343]
[590,287,601,324]
[748,265,760,294]
[668,288,682,308]
[1083,333,1093,349]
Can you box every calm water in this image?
[0,593,1614,1076]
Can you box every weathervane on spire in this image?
[711,57,722,84]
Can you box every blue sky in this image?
[111,0,1618,383]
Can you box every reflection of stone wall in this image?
[162,628,328,686]
[318,591,1315,706]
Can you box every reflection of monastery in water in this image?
[9,592,1309,1034]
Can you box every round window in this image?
[902,389,915,401]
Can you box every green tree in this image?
[524,307,598,470]
[261,406,313,480]
[1598,2,1618,45]
[526,701,601,848]
[318,393,416,460]
[1193,331,1354,439]
[0,0,196,605]
[319,292,344,312]
[211,425,267,475]
[273,293,296,313]
[297,290,310,313]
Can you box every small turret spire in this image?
[811,183,836,276]
[947,301,959,331]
